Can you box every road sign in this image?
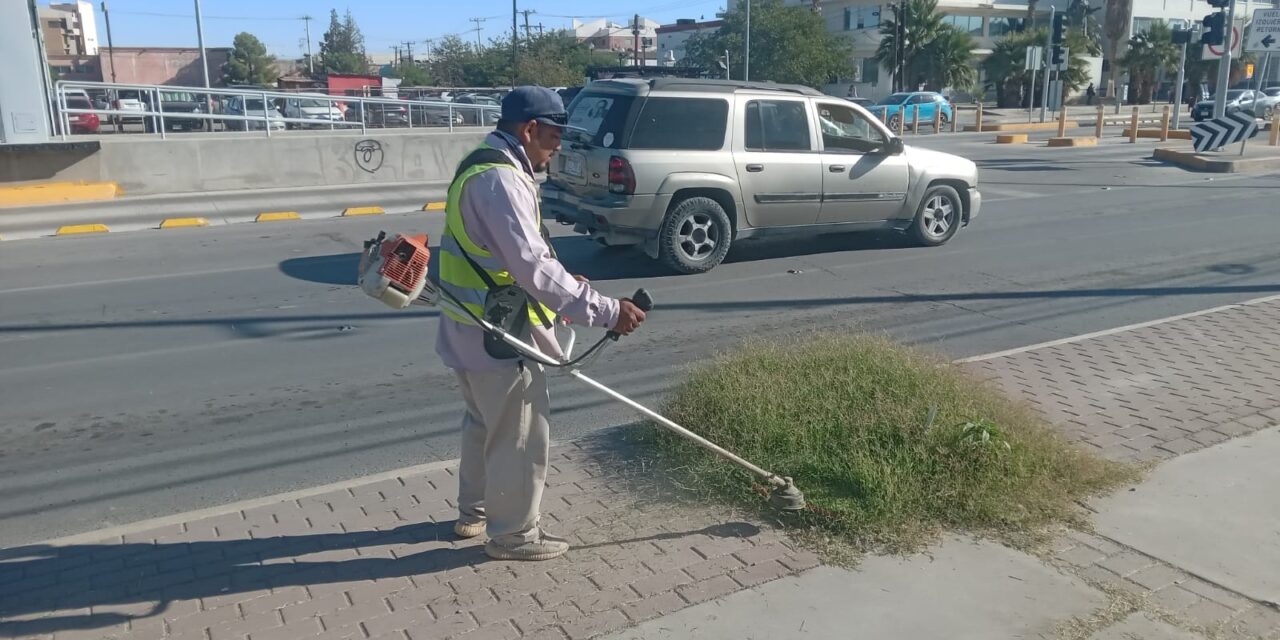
[1190,110,1258,152]
[1025,46,1042,69]
[1246,9,1280,52]
[1203,20,1245,59]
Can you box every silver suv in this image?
[542,78,980,274]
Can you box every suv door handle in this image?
[745,164,764,172]
[828,165,846,173]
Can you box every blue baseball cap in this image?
[501,86,569,127]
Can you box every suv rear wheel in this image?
[658,196,732,274]
[909,185,962,247]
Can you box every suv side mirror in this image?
[882,137,905,155]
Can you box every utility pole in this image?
[633,14,641,67]
[302,14,314,73]
[401,40,415,64]
[520,10,535,39]
[538,23,544,37]
[1214,0,1237,119]
[512,0,519,86]
[423,38,434,61]
[1172,29,1190,130]
[469,17,488,50]
[101,1,117,82]
[1039,6,1054,122]
[392,45,400,66]
[194,0,210,88]
[744,0,751,81]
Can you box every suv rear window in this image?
[567,92,634,147]
[628,97,728,151]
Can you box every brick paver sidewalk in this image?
[0,437,817,640]
[966,296,1280,639]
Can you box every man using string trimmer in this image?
[436,86,647,561]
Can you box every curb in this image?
[159,217,209,229]
[995,133,1028,144]
[0,181,122,208]
[55,223,110,235]
[1152,146,1280,173]
[422,201,446,211]
[341,206,386,216]
[255,211,301,222]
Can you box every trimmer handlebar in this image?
[606,288,653,342]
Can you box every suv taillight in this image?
[608,156,635,195]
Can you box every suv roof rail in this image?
[645,77,824,97]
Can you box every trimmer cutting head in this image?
[768,477,807,512]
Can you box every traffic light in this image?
[1201,12,1225,46]
[1051,45,1067,66]
[1172,28,1192,45]
[1052,13,1067,44]
[1207,0,1229,8]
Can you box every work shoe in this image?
[484,532,570,561]
[454,519,486,539]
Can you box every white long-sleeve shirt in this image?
[435,131,621,372]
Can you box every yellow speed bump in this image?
[1047,136,1098,147]
[342,206,385,217]
[56,223,110,235]
[995,133,1028,144]
[422,201,446,211]
[159,217,209,229]
[256,211,301,222]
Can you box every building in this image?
[97,47,231,86]
[39,1,100,57]
[799,0,1280,101]
[656,19,723,66]
[572,17,660,53]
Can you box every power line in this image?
[468,17,489,49]
[112,10,300,21]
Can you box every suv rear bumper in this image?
[542,184,662,246]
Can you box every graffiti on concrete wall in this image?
[354,139,384,173]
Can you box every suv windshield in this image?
[566,92,634,147]
[878,93,910,105]
[1226,90,1248,100]
[298,98,329,107]
[161,92,198,102]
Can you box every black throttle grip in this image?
[606,288,653,341]
[632,288,654,312]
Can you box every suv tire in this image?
[658,196,732,274]
[908,185,963,247]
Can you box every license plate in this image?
[563,156,583,177]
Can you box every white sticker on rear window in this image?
[569,97,613,137]
[603,132,615,147]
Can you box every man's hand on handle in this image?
[612,299,646,336]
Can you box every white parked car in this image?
[280,93,346,128]
[222,95,286,131]
[1257,87,1280,118]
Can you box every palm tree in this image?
[1104,0,1133,100]
[1120,20,1178,104]
[983,27,1095,108]
[875,0,973,92]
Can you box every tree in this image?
[389,61,432,86]
[875,0,975,92]
[1120,21,1178,104]
[983,27,1095,107]
[222,32,278,86]
[1066,0,1103,47]
[1103,0,1134,99]
[683,0,852,87]
[319,9,368,74]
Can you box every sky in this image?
[86,0,728,58]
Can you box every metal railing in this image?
[53,80,500,141]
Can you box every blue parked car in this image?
[866,92,953,130]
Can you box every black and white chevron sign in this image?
[1191,111,1259,152]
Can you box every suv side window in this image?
[906,94,925,104]
[817,102,886,152]
[629,97,729,150]
[744,100,812,152]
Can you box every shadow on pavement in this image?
[0,517,760,636]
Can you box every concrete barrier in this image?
[0,130,488,197]
[1153,147,1280,173]
[1047,136,1098,147]
[995,134,1028,144]
[1123,128,1192,140]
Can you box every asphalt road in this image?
[3,132,1280,546]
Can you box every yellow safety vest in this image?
[438,145,557,327]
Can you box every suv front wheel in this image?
[909,185,963,247]
[658,196,732,274]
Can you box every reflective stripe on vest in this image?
[438,147,557,327]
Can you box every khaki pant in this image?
[455,363,551,546]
